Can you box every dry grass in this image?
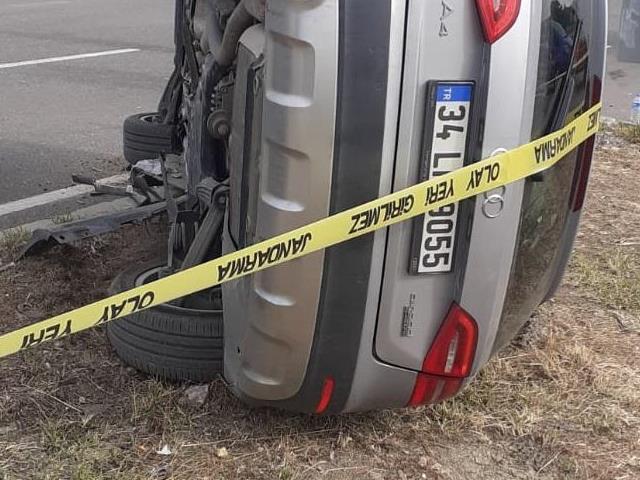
[0,130,639,479]
[616,122,640,144]
[51,212,75,225]
[573,247,640,312]
[0,227,30,259]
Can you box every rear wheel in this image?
[106,259,223,382]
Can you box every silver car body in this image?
[221,0,607,413]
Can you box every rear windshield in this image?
[495,0,593,351]
[533,0,591,137]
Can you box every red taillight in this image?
[422,304,478,378]
[475,0,522,44]
[315,377,335,414]
[407,303,478,407]
[408,375,464,407]
[408,375,440,407]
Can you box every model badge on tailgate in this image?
[401,293,416,337]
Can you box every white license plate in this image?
[410,82,474,274]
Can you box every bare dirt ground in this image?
[0,128,638,480]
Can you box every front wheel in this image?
[122,113,180,165]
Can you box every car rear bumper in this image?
[222,0,607,413]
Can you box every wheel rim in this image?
[140,113,162,124]
[134,265,222,312]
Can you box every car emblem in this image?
[482,187,506,218]
[440,1,454,37]
[482,148,508,218]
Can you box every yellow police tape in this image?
[0,103,602,359]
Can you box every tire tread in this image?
[106,260,224,382]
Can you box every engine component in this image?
[180,178,228,272]
[244,0,266,22]
[183,54,229,188]
[179,201,224,272]
[227,26,264,248]
[196,176,221,207]
[207,109,231,139]
[214,0,258,67]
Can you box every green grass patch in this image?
[572,247,640,312]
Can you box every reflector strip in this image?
[315,377,335,414]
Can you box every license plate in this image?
[409,82,474,274]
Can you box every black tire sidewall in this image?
[106,259,224,382]
[123,113,178,164]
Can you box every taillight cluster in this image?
[315,303,478,412]
[408,303,478,407]
[475,0,522,43]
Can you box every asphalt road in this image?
[0,0,637,223]
[606,0,640,122]
[0,0,174,205]
[605,53,640,122]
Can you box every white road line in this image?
[7,1,72,8]
[0,174,129,218]
[0,49,140,70]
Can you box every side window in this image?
[495,0,593,352]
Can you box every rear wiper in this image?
[548,19,584,132]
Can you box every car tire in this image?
[106,259,223,382]
[123,113,178,165]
